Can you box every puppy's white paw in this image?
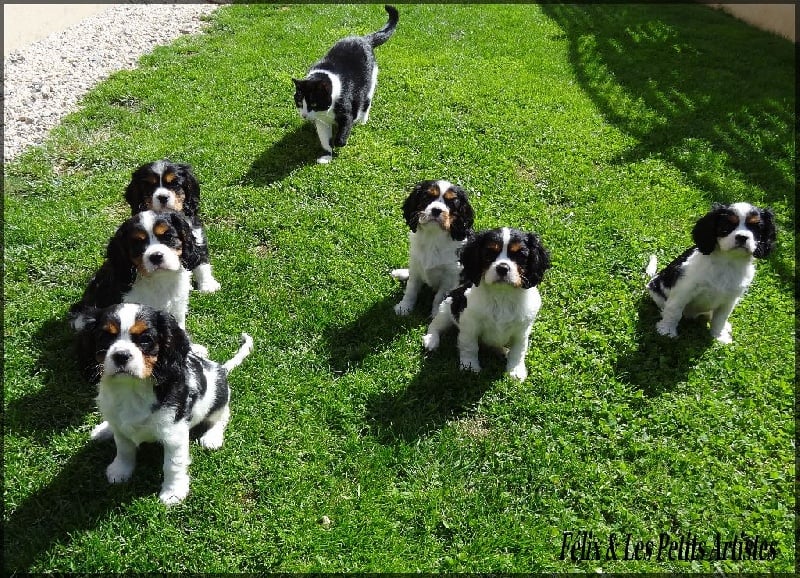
[460,358,481,373]
[91,421,113,441]
[394,302,413,316]
[159,480,190,505]
[390,268,409,282]
[422,333,440,351]
[508,364,528,382]
[198,429,224,450]
[713,324,733,344]
[317,154,333,164]
[656,320,678,338]
[196,278,221,293]
[106,459,134,484]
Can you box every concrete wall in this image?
[4,4,111,54]
[706,3,796,42]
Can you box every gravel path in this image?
[3,2,221,163]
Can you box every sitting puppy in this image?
[83,303,253,505]
[391,179,475,317]
[646,201,776,344]
[69,210,201,336]
[423,227,550,381]
[125,159,220,293]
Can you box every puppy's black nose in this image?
[149,252,164,265]
[496,263,510,277]
[430,208,442,218]
[157,194,170,205]
[735,234,748,245]
[112,351,131,367]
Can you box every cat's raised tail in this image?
[366,5,399,48]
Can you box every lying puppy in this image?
[85,303,253,505]
[125,159,220,293]
[69,210,200,337]
[646,201,776,343]
[423,227,550,381]
[391,179,474,317]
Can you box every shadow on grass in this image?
[324,289,421,375]
[365,334,502,444]
[540,4,795,208]
[240,123,322,187]
[615,294,714,397]
[5,318,97,442]
[3,440,163,573]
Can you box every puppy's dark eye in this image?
[137,335,154,347]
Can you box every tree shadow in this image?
[239,123,322,187]
[365,333,502,444]
[614,293,714,397]
[540,4,795,208]
[5,318,98,442]
[3,440,163,573]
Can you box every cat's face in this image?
[293,78,333,119]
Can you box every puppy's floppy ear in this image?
[458,231,485,286]
[402,182,427,232]
[449,186,475,241]
[522,233,551,288]
[124,168,147,214]
[754,206,777,259]
[691,203,725,255]
[177,163,200,217]
[73,305,105,383]
[151,310,191,385]
[106,220,136,279]
[168,212,201,271]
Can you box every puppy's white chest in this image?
[463,287,540,347]
[124,269,191,319]
[409,230,463,287]
[97,381,168,445]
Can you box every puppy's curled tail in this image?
[390,268,410,282]
[223,333,254,373]
[645,255,658,278]
[366,5,399,48]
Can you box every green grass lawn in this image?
[3,3,795,573]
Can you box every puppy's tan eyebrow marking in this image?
[508,242,523,253]
[487,241,502,252]
[153,222,170,236]
[443,189,457,201]
[163,172,177,185]
[726,214,739,224]
[129,320,149,336]
[427,185,440,197]
[103,321,119,335]
[746,214,761,225]
[131,230,147,241]
[146,175,158,185]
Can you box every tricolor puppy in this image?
[423,227,550,381]
[391,179,475,317]
[84,303,253,505]
[69,210,201,334]
[125,160,220,293]
[646,202,776,343]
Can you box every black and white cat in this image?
[293,5,398,164]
